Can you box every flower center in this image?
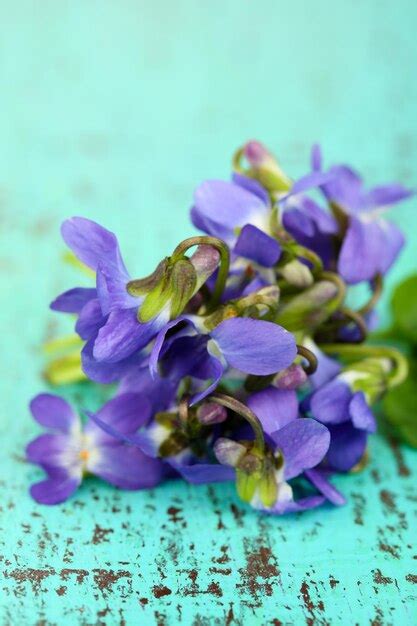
[79,449,90,463]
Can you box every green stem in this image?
[232,146,245,173]
[296,344,318,375]
[293,244,323,275]
[339,307,368,343]
[319,271,347,310]
[209,393,266,452]
[171,236,230,311]
[319,343,409,388]
[358,273,383,316]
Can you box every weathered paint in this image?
[0,1,416,623]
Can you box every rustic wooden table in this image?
[1,2,416,624]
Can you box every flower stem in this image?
[296,344,318,375]
[318,343,409,388]
[358,273,383,316]
[208,393,266,452]
[293,244,323,275]
[171,236,230,311]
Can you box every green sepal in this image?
[275,280,339,332]
[138,272,173,323]
[127,259,169,297]
[168,259,197,318]
[236,468,260,503]
[258,467,278,508]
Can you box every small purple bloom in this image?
[26,393,165,504]
[312,145,412,283]
[150,316,297,404]
[309,377,376,471]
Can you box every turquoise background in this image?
[1,1,416,624]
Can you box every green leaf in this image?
[382,361,417,448]
[391,274,417,345]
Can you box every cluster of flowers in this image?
[27,141,411,513]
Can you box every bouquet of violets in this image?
[27,141,411,514]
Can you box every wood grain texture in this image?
[0,1,416,623]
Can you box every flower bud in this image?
[197,402,227,425]
[214,437,246,467]
[279,259,314,288]
[273,364,308,390]
[276,280,339,332]
[243,140,292,193]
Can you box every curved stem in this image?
[293,244,323,275]
[232,146,245,173]
[338,307,368,343]
[296,344,318,375]
[208,393,265,452]
[318,343,409,388]
[319,271,347,310]
[358,273,383,316]
[171,236,230,311]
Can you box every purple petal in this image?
[193,180,268,235]
[118,366,178,413]
[50,288,97,314]
[26,433,71,468]
[349,392,376,433]
[247,387,298,436]
[190,205,232,242]
[264,494,326,515]
[290,170,335,196]
[271,418,330,480]
[93,308,165,363]
[234,225,281,267]
[311,144,322,171]
[149,316,196,377]
[308,345,341,390]
[169,460,235,484]
[81,339,143,383]
[85,393,152,445]
[232,173,270,204]
[305,468,346,506]
[30,469,81,505]
[327,422,368,472]
[375,219,405,275]
[364,183,413,209]
[189,356,224,406]
[310,379,352,425]
[96,260,138,316]
[321,165,363,210]
[29,394,78,433]
[89,444,164,490]
[75,298,106,340]
[84,409,147,448]
[61,217,127,272]
[338,217,382,284]
[211,318,297,375]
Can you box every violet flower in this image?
[308,377,377,471]
[312,145,413,284]
[26,393,164,504]
[149,316,298,404]
[214,387,335,513]
[51,217,220,383]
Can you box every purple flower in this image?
[312,145,412,284]
[26,393,165,504]
[51,217,220,382]
[214,387,334,514]
[150,316,298,404]
[309,377,377,471]
[191,175,282,269]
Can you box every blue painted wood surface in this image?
[1,1,416,623]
